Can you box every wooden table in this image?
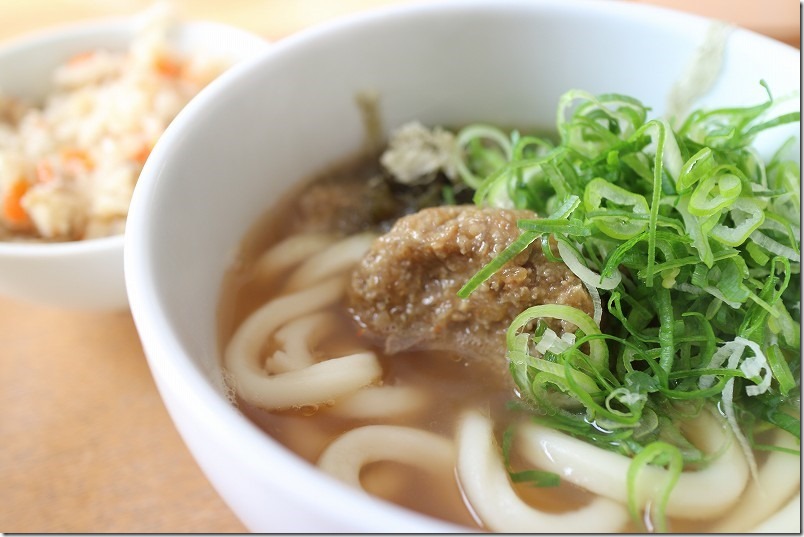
[0,1,798,533]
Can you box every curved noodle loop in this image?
[317,425,455,488]
[268,312,338,374]
[282,232,377,292]
[456,410,629,533]
[253,232,337,282]
[224,234,381,410]
[326,385,429,419]
[711,428,801,533]
[750,493,801,533]
[516,410,749,519]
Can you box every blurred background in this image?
[0,0,800,47]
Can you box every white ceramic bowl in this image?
[125,0,800,532]
[0,14,267,310]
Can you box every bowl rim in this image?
[0,234,124,257]
[0,15,134,51]
[125,0,800,531]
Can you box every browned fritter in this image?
[347,205,593,386]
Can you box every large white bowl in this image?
[0,14,267,310]
[125,0,800,532]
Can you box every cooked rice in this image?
[0,5,229,241]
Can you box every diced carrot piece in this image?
[131,142,152,164]
[154,54,182,77]
[61,147,94,173]
[67,50,95,65]
[3,180,30,225]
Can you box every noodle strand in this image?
[224,234,384,410]
[711,428,801,532]
[516,410,749,519]
[283,232,376,292]
[253,232,337,282]
[269,312,337,373]
[326,385,428,419]
[318,425,455,488]
[456,410,629,532]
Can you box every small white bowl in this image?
[125,0,800,532]
[0,14,267,310]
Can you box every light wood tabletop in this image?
[0,0,798,533]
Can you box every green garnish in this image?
[501,428,561,488]
[451,83,801,530]
[626,442,683,533]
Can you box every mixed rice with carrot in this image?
[0,6,229,241]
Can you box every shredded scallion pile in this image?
[450,84,800,530]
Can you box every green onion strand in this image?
[445,84,800,531]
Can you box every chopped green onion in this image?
[627,442,683,533]
[687,166,743,216]
[501,428,561,487]
[454,124,513,189]
[709,197,765,246]
[676,147,716,191]
[507,304,608,371]
[583,177,650,239]
[446,84,799,531]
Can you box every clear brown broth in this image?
[217,152,774,532]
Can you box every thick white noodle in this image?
[711,429,801,533]
[456,411,629,533]
[282,232,376,292]
[750,493,801,534]
[224,278,381,409]
[516,410,749,519]
[326,385,429,419]
[225,275,344,377]
[317,425,455,488]
[229,351,381,409]
[224,234,384,410]
[253,232,337,282]
[268,312,337,373]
